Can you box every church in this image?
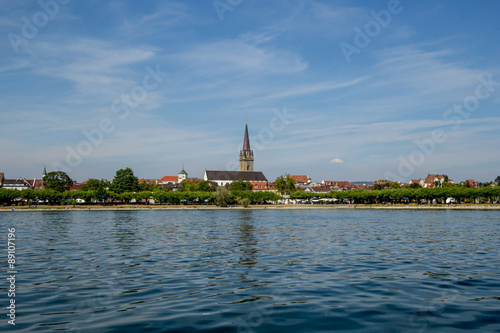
[204,123,268,187]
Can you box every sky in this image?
[1,0,499,183]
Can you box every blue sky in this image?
[1,0,499,183]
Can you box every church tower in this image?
[239,123,254,172]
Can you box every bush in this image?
[17,202,23,206]
[2,203,8,207]
[241,198,250,208]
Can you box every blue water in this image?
[1,209,499,332]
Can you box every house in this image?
[1,178,33,190]
[138,178,157,185]
[288,175,311,185]
[423,174,453,187]
[158,176,178,184]
[304,185,332,193]
[322,180,354,191]
[461,179,479,188]
[69,182,85,191]
[409,179,424,186]
[158,168,189,186]
[0,172,4,186]
[26,179,44,190]
[204,170,268,187]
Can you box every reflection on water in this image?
[1,209,499,332]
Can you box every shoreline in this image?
[2,204,500,211]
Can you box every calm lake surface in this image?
[1,209,499,332]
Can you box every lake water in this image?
[1,209,499,332]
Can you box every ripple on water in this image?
[2,209,500,332]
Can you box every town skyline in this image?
[1,1,499,182]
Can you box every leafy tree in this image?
[197,180,218,192]
[111,168,140,193]
[241,197,250,207]
[43,171,73,192]
[81,179,112,191]
[178,179,218,192]
[139,181,159,192]
[214,187,231,207]
[495,176,500,183]
[93,185,108,203]
[230,179,253,191]
[274,174,297,195]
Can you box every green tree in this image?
[214,187,231,207]
[230,179,253,191]
[241,197,250,208]
[111,168,140,193]
[274,174,297,195]
[139,181,159,192]
[92,185,108,203]
[81,178,100,191]
[43,171,73,192]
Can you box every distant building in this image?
[138,178,157,185]
[158,168,188,187]
[461,179,479,188]
[239,123,254,172]
[304,185,331,193]
[322,180,354,191]
[69,182,85,191]
[289,175,311,185]
[178,168,187,183]
[204,170,267,187]
[205,122,269,188]
[423,174,453,187]
[409,179,424,187]
[1,178,32,190]
[26,179,44,190]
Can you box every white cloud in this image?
[330,158,344,164]
[173,39,308,76]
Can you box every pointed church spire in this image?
[43,165,47,177]
[240,122,254,172]
[243,123,251,151]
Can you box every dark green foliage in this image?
[178,180,218,192]
[43,171,73,192]
[289,187,500,204]
[111,168,140,193]
[214,187,231,207]
[81,178,111,191]
[274,174,297,195]
[229,179,253,191]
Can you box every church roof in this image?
[158,176,178,183]
[242,124,251,151]
[205,170,267,182]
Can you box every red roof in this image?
[138,178,157,184]
[288,175,310,184]
[158,176,178,183]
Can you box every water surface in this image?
[1,209,499,332]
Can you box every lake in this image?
[1,209,499,332]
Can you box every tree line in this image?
[1,169,498,206]
[290,186,500,204]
